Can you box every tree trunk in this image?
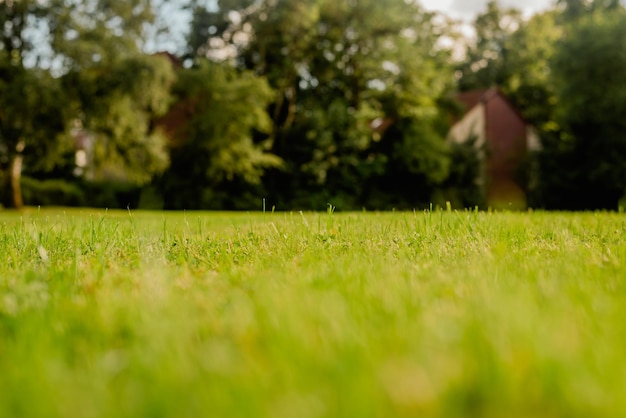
[3,139,26,209]
[9,154,24,210]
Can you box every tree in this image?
[457,1,523,91]
[293,0,455,208]
[187,0,321,148]
[48,0,159,70]
[159,61,281,209]
[187,0,456,209]
[0,1,73,209]
[50,0,175,185]
[1,0,175,209]
[501,10,562,128]
[62,55,174,185]
[557,0,623,21]
[549,8,626,209]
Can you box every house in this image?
[448,87,540,208]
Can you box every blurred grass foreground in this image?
[1,208,625,418]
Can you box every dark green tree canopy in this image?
[549,9,626,209]
[184,0,456,209]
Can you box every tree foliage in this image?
[557,0,623,20]
[501,10,562,129]
[185,0,456,209]
[51,0,175,185]
[160,61,280,209]
[0,1,73,208]
[47,0,158,70]
[1,0,174,208]
[65,54,174,184]
[456,1,523,91]
[546,8,626,209]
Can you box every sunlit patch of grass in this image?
[1,208,625,417]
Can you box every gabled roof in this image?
[454,87,530,125]
[455,87,498,116]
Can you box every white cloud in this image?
[420,0,553,21]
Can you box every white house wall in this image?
[448,103,486,148]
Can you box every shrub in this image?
[21,177,86,207]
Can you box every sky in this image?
[420,0,555,21]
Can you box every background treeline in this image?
[1,0,626,211]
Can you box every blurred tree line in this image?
[1,0,625,211]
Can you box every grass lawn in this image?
[1,208,625,418]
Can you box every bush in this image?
[21,177,143,209]
[439,137,486,210]
[21,177,86,207]
[80,181,142,209]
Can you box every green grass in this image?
[1,208,625,418]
